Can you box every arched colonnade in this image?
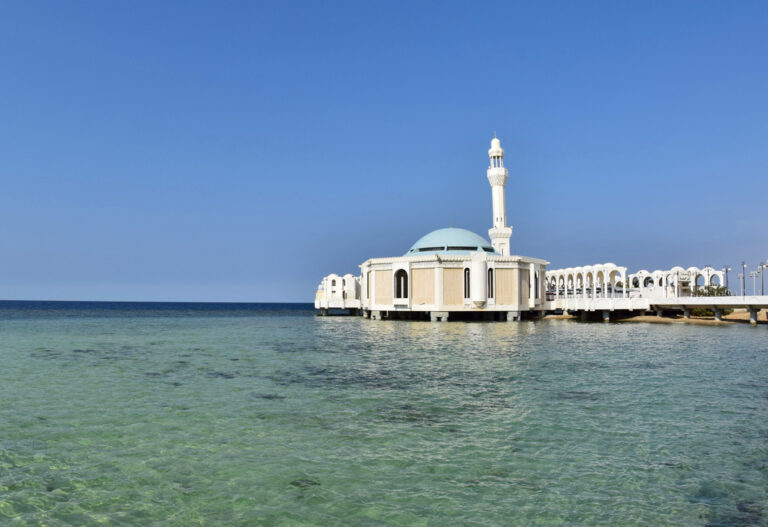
[627,266,724,297]
[545,263,628,301]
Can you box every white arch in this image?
[547,263,629,301]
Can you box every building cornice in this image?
[360,254,549,267]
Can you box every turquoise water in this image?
[1,302,766,526]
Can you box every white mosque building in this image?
[315,136,549,321]
[316,135,768,324]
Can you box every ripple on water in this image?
[0,313,766,525]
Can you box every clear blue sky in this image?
[1,1,767,302]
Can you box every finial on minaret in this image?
[486,135,513,255]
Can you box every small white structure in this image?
[315,136,548,321]
[315,273,361,313]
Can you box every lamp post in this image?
[738,272,744,296]
[761,262,767,296]
[750,271,757,296]
[742,261,747,297]
[723,266,731,293]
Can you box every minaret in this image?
[487,135,513,255]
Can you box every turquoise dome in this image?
[405,228,497,256]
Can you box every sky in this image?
[1,1,767,302]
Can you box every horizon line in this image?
[0,299,314,305]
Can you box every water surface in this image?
[1,301,766,525]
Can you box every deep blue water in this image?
[0,300,315,318]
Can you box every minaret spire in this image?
[487,136,513,255]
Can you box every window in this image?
[488,268,494,298]
[448,246,477,251]
[331,279,336,286]
[394,269,408,299]
[463,268,471,298]
[366,272,370,298]
[535,271,539,299]
[418,246,445,252]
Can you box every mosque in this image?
[315,136,549,321]
[316,135,768,324]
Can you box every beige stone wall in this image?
[411,268,435,305]
[496,268,517,305]
[520,269,529,304]
[443,268,463,306]
[374,270,392,305]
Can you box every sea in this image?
[0,301,766,526]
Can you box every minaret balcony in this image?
[489,226,513,239]
[486,169,508,187]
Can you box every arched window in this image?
[394,269,408,299]
[488,268,494,298]
[331,279,336,286]
[463,268,471,298]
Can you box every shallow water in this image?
[1,302,766,526]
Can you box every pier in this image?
[547,295,768,324]
[546,263,767,324]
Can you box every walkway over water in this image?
[546,263,768,324]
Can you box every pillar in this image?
[371,310,382,320]
[713,308,723,321]
[749,308,758,326]
[622,272,627,299]
[471,255,487,306]
[507,311,520,322]
[430,311,449,322]
[602,310,610,322]
[580,311,588,322]
[683,308,691,319]
[656,309,663,317]
[529,263,535,309]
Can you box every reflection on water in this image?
[0,305,767,526]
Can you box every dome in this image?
[405,227,497,256]
[491,137,501,149]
